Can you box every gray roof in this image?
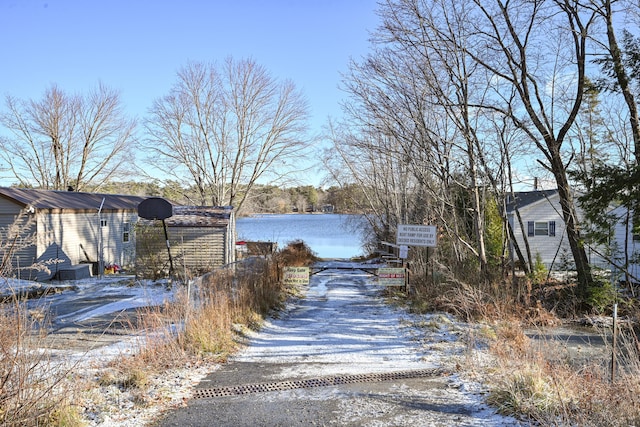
[165,206,233,227]
[137,205,234,228]
[0,187,147,212]
[506,189,558,213]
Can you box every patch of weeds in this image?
[47,400,87,427]
[488,369,558,420]
[97,368,148,390]
[477,324,497,341]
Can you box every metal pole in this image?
[97,198,105,278]
[611,303,618,383]
[162,219,174,275]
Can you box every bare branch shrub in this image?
[0,291,80,426]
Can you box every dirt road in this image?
[155,261,522,426]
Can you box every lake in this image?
[236,214,366,259]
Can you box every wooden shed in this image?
[0,187,145,281]
[135,205,236,278]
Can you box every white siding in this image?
[510,195,570,270]
[509,194,606,271]
[36,210,138,279]
[611,206,640,282]
[0,198,39,280]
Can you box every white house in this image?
[609,205,640,283]
[506,189,606,271]
[0,187,145,281]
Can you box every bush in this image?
[529,253,548,285]
[586,281,617,313]
[274,240,317,266]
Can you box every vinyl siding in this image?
[516,197,573,270]
[611,206,640,281]
[0,198,39,280]
[0,213,39,280]
[509,193,606,271]
[36,211,138,278]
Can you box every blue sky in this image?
[0,0,380,186]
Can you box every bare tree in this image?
[0,83,136,191]
[330,0,527,277]
[596,0,640,158]
[144,58,310,212]
[452,0,599,298]
[574,0,640,224]
[331,0,607,300]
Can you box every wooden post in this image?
[426,247,430,284]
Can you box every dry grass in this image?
[0,294,82,427]
[107,240,314,385]
[425,273,640,426]
[481,321,640,426]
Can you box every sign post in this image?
[395,224,438,290]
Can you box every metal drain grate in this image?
[193,368,444,399]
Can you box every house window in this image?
[123,222,130,243]
[528,221,556,237]
[100,219,108,227]
[633,233,640,242]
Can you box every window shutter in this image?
[527,221,534,237]
[549,221,556,237]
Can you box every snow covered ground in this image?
[3,262,523,425]
[223,261,522,426]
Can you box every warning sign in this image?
[283,266,310,285]
[378,267,406,286]
[396,224,437,247]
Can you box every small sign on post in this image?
[283,266,310,285]
[378,267,406,286]
[396,224,437,247]
[399,245,408,259]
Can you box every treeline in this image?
[86,180,367,215]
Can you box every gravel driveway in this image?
[155,261,522,426]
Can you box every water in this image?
[236,214,366,259]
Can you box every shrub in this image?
[586,280,617,313]
[529,253,548,285]
[274,240,317,266]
